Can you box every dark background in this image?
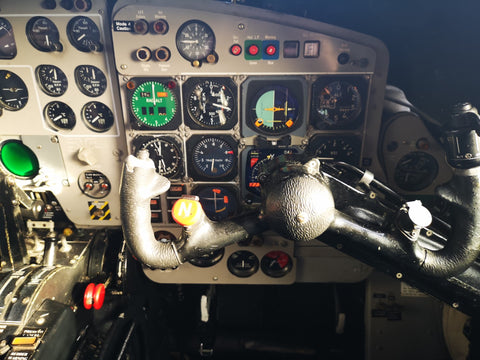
[235,0,480,122]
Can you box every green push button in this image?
[0,140,39,178]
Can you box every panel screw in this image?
[396,272,403,279]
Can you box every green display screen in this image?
[0,140,39,178]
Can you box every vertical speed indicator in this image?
[130,81,178,128]
[188,136,237,181]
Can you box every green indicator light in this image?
[0,140,39,178]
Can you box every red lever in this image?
[83,283,106,310]
[93,283,105,310]
[83,283,95,310]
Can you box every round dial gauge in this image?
[261,251,293,278]
[394,151,439,192]
[36,65,68,97]
[307,135,361,164]
[67,16,103,53]
[227,251,259,278]
[0,70,28,111]
[186,79,235,128]
[75,65,107,97]
[0,18,17,59]
[313,80,362,127]
[249,85,300,135]
[139,137,182,178]
[190,136,236,179]
[82,101,114,132]
[193,186,237,221]
[44,101,76,130]
[245,148,297,197]
[26,16,62,52]
[189,248,225,268]
[131,81,177,128]
[176,20,215,62]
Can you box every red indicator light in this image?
[213,188,221,194]
[248,44,259,56]
[265,45,277,56]
[167,81,177,89]
[250,158,259,168]
[223,196,229,204]
[230,44,242,56]
[227,150,234,154]
[249,182,260,188]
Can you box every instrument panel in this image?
[0,0,388,285]
[112,0,387,284]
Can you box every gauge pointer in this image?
[152,83,157,106]
[212,103,231,111]
[264,107,284,112]
[218,109,227,125]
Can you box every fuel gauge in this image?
[82,101,114,132]
[44,101,76,130]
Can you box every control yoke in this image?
[120,107,480,314]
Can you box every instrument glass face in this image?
[131,81,177,128]
[137,137,183,178]
[67,16,102,52]
[249,85,300,135]
[185,78,236,129]
[82,101,114,132]
[0,18,16,59]
[74,65,107,97]
[36,64,68,97]
[44,101,76,130]
[0,70,28,111]
[26,16,62,52]
[189,136,237,180]
[176,20,215,62]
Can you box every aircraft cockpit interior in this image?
[0,0,477,358]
